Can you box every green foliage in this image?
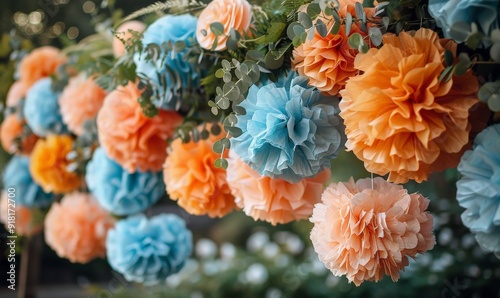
[478,80,500,112]
[115,0,206,27]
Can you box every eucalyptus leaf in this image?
[211,124,222,135]
[316,19,328,38]
[487,93,500,111]
[348,32,364,49]
[478,81,500,102]
[210,22,225,36]
[345,13,353,36]
[298,12,313,29]
[330,21,341,35]
[215,69,225,78]
[307,3,321,19]
[355,2,364,18]
[368,27,382,46]
[449,21,471,43]
[382,16,390,30]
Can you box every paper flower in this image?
[428,0,499,44]
[24,78,68,137]
[59,74,107,135]
[164,125,236,218]
[19,46,66,88]
[1,114,39,155]
[106,214,193,285]
[339,28,485,183]
[134,14,199,110]
[293,0,375,96]
[86,148,164,216]
[97,82,183,173]
[0,192,44,236]
[29,135,82,194]
[2,155,54,208]
[6,81,28,107]
[113,20,146,57]
[231,72,345,183]
[196,0,253,51]
[44,192,115,263]
[310,177,435,286]
[456,124,500,257]
[226,152,330,225]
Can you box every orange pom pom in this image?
[30,135,82,194]
[164,125,236,218]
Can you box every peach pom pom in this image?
[59,75,107,135]
[19,46,66,88]
[30,135,82,194]
[0,114,39,155]
[0,192,43,236]
[164,125,236,218]
[196,0,253,51]
[6,81,28,107]
[310,177,435,286]
[97,82,183,173]
[44,192,115,263]
[226,152,330,225]
[113,21,146,57]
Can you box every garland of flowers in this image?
[1,0,499,288]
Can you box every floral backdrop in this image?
[0,0,500,297]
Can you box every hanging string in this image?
[371,172,374,190]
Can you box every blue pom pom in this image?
[134,14,199,110]
[86,148,165,216]
[106,214,193,285]
[231,71,345,183]
[23,78,68,136]
[457,124,500,257]
[2,155,54,207]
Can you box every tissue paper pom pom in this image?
[164,125,236,218]
[134,14,199,110]
[1,114,39,155]
[97,82,183,172]
[86,148,165,216]
[44,192,115,263]
[293,0,375,96]
[226,152,330,225]
[113,20,146,57]
[457,124,500,257]
[0,192,43,236]
[428,0,499,44]
[339,28,483,183]
[106,214,192,285]
[196,0,252,51]
[30,135,82,194]
[19,46,66,88]
[231,72,345,183]
[6,81,28,107]
[310,177,435,286]
[59,75,107,135]
[2,155,54,207]
[24,78,68,136]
